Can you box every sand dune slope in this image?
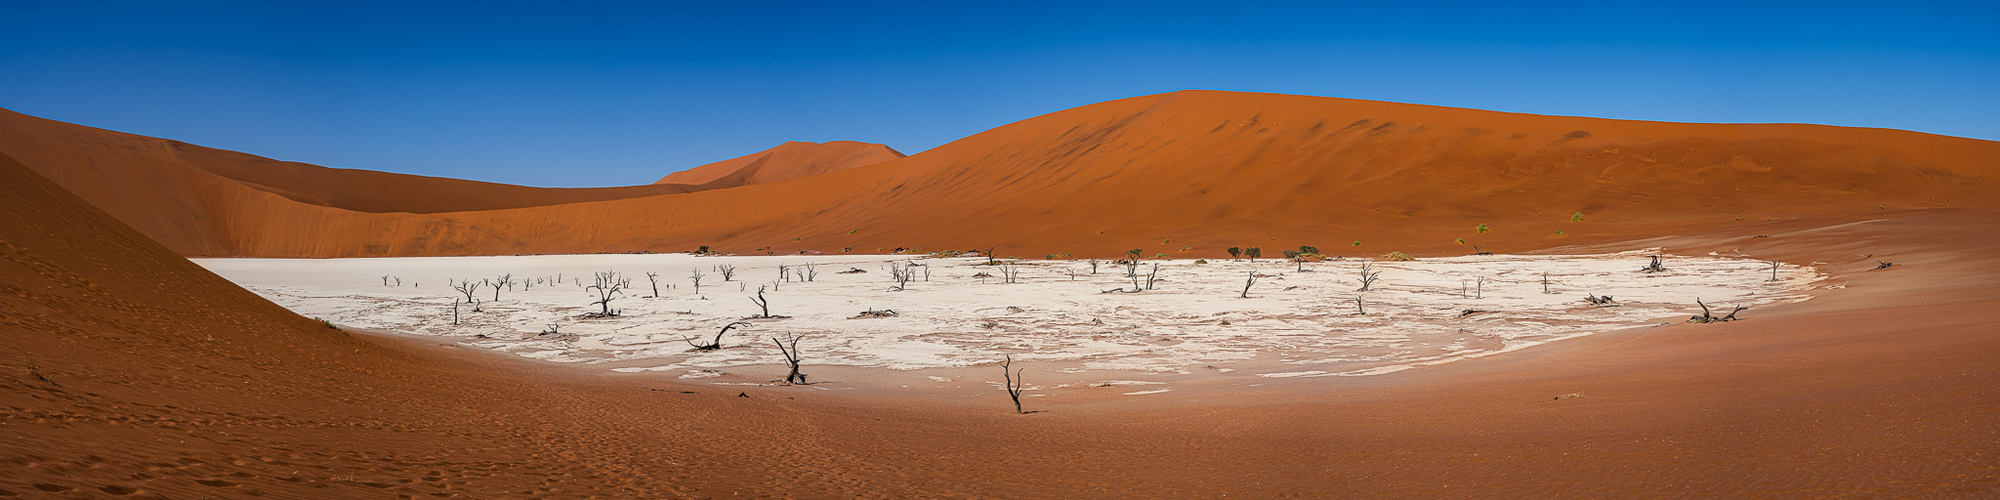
[8,91,1996,258]
[654,140,904,186]
[0,109,890,256]
[7,146,1999,496]
[176,90,2000,258]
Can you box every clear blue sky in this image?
[4,1,1996,187]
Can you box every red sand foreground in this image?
[3,90,1999,497]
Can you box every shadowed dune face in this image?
[4,90,1996,259]
[653,140,904,186]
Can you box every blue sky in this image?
[3,1,1996,187]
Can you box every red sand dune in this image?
[653,140,904,187]
[7,138,1999,496]
[3,91,1993,258]
[0,108,889,256]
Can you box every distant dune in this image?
[4,90,1995,258]
[654,140,904,187]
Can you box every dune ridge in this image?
[5,91,1995,258]
[653,140,904,186]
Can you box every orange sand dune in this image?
[7,139,1999,497]
[0,109,887,256]
[654,140,904,187]
[27,89,1983,259]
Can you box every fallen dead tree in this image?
[1686,298,1746,323]
[684,321,751,351]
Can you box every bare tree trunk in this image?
[750,286,771,318]
[773,333,807,384]
[1002,355,1024,414]
[1240,271,1257,298]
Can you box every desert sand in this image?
[4,88,1999,498]
[4,91,1995,259]
[653,140,904,186]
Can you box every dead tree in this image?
[981,246,999,266]
[1088,258,1100,274]
[586,271,624,316]
[1767,261,1781,282]
[779,264,791,283]
[801,262,819,281]
[395,277,401,286]
[492,273,512,301]
[381,275,390,286]
[773,333,808,384]
[1353,296,1366,315]
[1542,271,1553,294]
[1001,354,1025,414]
[889,264,914,291]
[645,272,661,297]
[1240,271,1258,298]
[1642,255,1669,273]
[452,279,482,304]
[999,262,1020,284]
[452,298,462,325]
[1123,258,1140,278]
[690,268,706,295]
[1475,276,1485,299]
[1687,298,1747,323]
[1584,294,1617,306]
[716,264,737,282]
[1284,250,1307,272]
[684,321,751,351]
[1144,263,1160,290]
[749,286,774,318]
[1357,263,1382,292]
[1874,260,1894,270]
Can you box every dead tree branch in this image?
[586,271,624,316]
[773,333,808,384]
[1687,298,1747,323]
[1002,354,1025,414]
[685,321,751,351]
[1357,263,1382,292]
[1642,255,1669,273]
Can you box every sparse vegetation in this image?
[1245,247,1262,262]
[1379,252,1414,261]
[1227,247,1242,261]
